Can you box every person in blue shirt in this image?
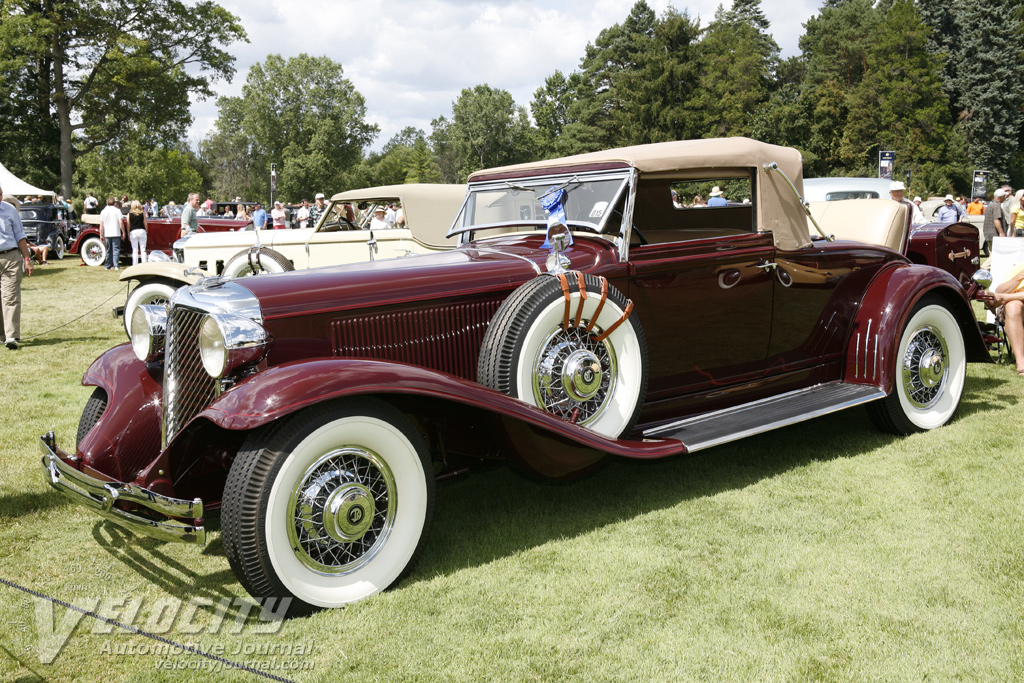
[0,188,34,349]
[252,203,267,230]
[935,194,962,224]
[706,186,728,207]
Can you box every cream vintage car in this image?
[118,184,465,330]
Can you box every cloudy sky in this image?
[189,0,822,150]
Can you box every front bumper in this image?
[40,432,206,545]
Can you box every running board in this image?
[643,382,886,453]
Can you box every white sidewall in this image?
[265,415,429,607]
[513,294,643,438]
[80,236,106,266]
[124,282,177,335]
[896,304,966,430]
[223,251,289,277]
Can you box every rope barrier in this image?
[0,576,300,683]
[20,279,128,341]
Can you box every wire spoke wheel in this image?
[533,323,616,426]
[287,447,397,575]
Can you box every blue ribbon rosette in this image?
[540,187,573,250]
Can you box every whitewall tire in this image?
[221,398,434,611]
[478,273,648,439]
[868,297,966,434]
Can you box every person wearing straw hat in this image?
[271,200,287,229]
[936,195,961,224]
[706,186,728,207]
[369,205,389,231]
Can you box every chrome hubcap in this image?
[324,484,375,542]
[534,324,616,425]
[902,325,948,409]
[287,447,396,575]
[562,349,604,401]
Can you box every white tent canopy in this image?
[0,160,53,197]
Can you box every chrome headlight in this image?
[198,312,271,379]
[130,305,167,362]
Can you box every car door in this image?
[627,231,776,398]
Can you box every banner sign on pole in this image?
[878,151,895,180]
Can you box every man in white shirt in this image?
[83,192,99,215]
[296,199,310,229]
[384,202,398,228]
[889,181,923,225]
[99,197,126,270]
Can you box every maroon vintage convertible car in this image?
[70,206,251,266]
[41,138,989,611]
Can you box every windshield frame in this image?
[447,169,633,249]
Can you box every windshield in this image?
[449,170,630,242]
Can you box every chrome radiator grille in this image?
[163,306,218,444]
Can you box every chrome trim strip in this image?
[864,319,873,379]
[855,332,861,379]
[470,247,543,275]
[40,434,206,545]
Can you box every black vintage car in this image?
[18,202,74,259]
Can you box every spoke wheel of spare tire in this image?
[80,236,106,267]
[76,387,108,448]
[123,279,179,335]
[867,295,966,435]
[478,272,648,439]
[221,398,434,611]
[222,246,294,277]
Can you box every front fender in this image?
[844,264,989,392]
[119,261,205,286]
[198,358,683,460]
[79,344,164,481]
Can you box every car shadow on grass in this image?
[0,490,73,520]
[90,520,239,604]
[415,372,1008,585]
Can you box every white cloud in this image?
[189,0,818,151]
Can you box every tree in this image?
[437,84,536,181]
[204,54,378,201]
[348,128,441,188]
[922,0,1024,181]
[688,0,779,139]
[840,1,960,188]
[75,137,203,203]
[533,2,700,155]
[0,0,245,197]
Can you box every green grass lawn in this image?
[1,257,1022,682]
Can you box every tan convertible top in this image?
[331,183,466,250]
[469,138,811,250]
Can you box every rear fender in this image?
[844,264,989,392]
[198,358,683,460]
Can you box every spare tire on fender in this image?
[222,246,294,277]
[478,272,648,439]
